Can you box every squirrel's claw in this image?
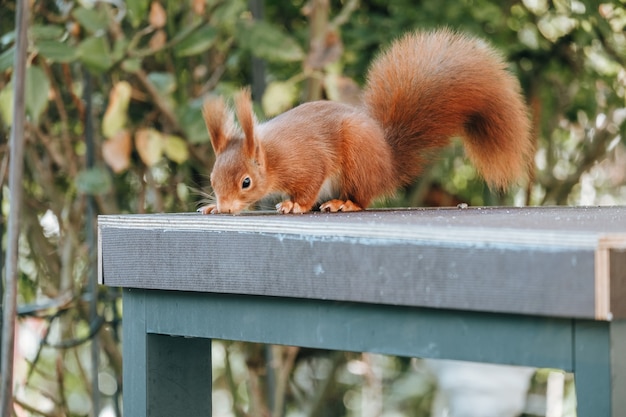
[197,204,218,214]
[276,201,293,213]
[320,199,363,213]
[276,200,307,214]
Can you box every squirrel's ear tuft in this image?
[202,96,234,155]
[234,88,257,159]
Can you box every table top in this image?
[98,206,626,320]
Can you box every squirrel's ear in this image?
[233,88,257,159]
[202,96,234,155]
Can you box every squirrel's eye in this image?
[242,177,251,189]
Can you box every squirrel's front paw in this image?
[197,204,218,214]
[276,200,307,214]
[320,199,363,213]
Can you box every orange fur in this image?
[233,88,257,159]
[200,29,533,214]
[364,29,533,189]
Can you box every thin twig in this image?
[25,316,54,383]
[38,60,77,177]
[135,69,182,132]
[0,149,9,188]
[303,0,329,101]
[305,351,344,417]
[330,0,358,28]
[272,346,299,417]
[541,120,616,204]
[1,0,29,414]
[32,125,67,173]
[56,354,69,416]
[225,343,249,417]
[61,63,85,119]
[82,64,101,416]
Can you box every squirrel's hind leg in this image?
[319,199,363,213]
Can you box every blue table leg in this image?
[124,289,213,417]
[574,320,626,417]
[123,289,147,417]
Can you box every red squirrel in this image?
[199,29,533,214]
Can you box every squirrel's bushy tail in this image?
[363,29,533,189]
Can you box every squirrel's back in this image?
[363,29,533,189]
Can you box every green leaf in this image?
[102,81,132,138]
[169,21,202,44]
[177,102,209,144]
[121,57,142,73]
[76,167,113,195]
[237,21,304,62]
[126,0,149,28]
[163,135,189,164]
[0,46,14,72]
[25,66,50,123]
[0,31,15,47]
[36,40,77,63]
[111,38,129,62]
[135,128,164,166]
[0,84,13,126]
[77,37,113,73]
[30,24,65,41]
[262,81,298,116]
[72,7,110,33]
[211,0,247,28]
[174,25,218,57]
[147,72,176,95]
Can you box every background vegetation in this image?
[0,0,625,415]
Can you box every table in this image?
[98,206,626,417]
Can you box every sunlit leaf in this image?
[0,31,15,47]
[76,167,113,195]
[103,130,132,173]
[149,2,167,29]
[72,7,110,33]
[135,128,164,166]
[36,40,76,62]
[237,21,304,62]
[26,65,50,123]
[77,37,113,72]
[191,0,205,15]
[163,135,189,164]
[0,84,13,126]
[176,182,189,201]
[102,81,132,138]
[174,25,218,57]
[149,29,167,50]
[262,81,298,116]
